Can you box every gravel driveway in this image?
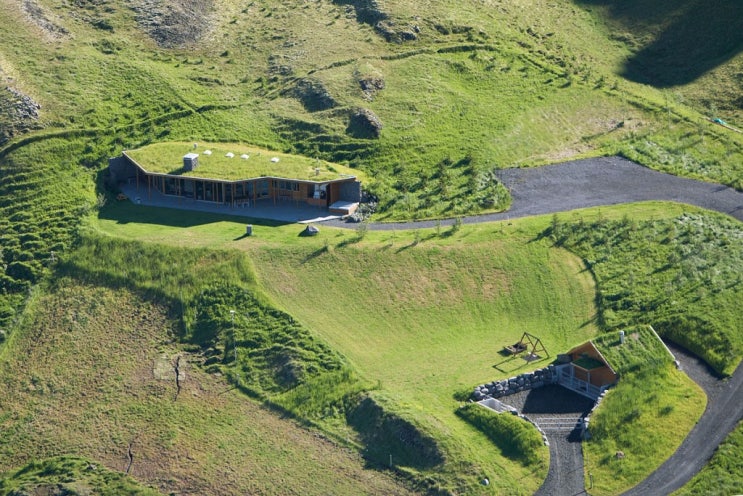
[500,386,594,496]
[342,156,743,230]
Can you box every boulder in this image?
[291,78,337,112]
[303,224,320,236]
[347,108,383,139]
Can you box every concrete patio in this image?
[118,183,344,224]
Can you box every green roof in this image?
[592,325,673,374]
[573,356,606,370]
[124,141,360,183]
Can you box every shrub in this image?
[456,403,543,466]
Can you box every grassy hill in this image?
[1,0,743,494]
[0,241,415,495]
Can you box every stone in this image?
[347,108,383,139]
[291,78,337,112]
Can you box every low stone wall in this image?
[580,389,608,440]
[472,365,557,401]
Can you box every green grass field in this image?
[675,421,743,496]
[0,276,414,496]
[2,0,743,493]
[89,200,731,494]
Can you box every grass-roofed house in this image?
[108,142,362,216]
[556,340,619,400]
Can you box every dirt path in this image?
[347,156,743,230]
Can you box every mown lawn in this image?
[244,228,597,492]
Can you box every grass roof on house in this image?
[592,325,674,374]
[124,141,360,182]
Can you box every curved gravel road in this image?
[337,156,743,230]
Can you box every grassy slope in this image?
[0,0,742,493]
[584,364,704,496]
[0,456,159,496]
[94,202,599,493]
[245,223,596,493]
[93,200,734,494]
[0,277,414,496]
[551,211,743,376]
[674,420,743,496]
[584,326,706,495]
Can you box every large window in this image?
[163,177,178,195]
[183,180,194,198]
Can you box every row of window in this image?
[156,177,312,202]
[272,180,300,192]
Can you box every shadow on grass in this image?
[301,246,330,264]
[98,201,292,228]
[576,0,743,87]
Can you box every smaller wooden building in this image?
[556,341,618,399]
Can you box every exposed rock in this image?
[359,76,385,100]
[0,85,42,145]
[289,78,337,112]
[268,54,293,77]
[473,365,558,400]
[347,108,383,139]
[130,0,214,48]
[303,224,320,236]
[22,0,70,40]
[334,0,387,26]
[374,20,418,43]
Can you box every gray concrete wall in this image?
[107,156,137,187]
[338,180,362,202]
